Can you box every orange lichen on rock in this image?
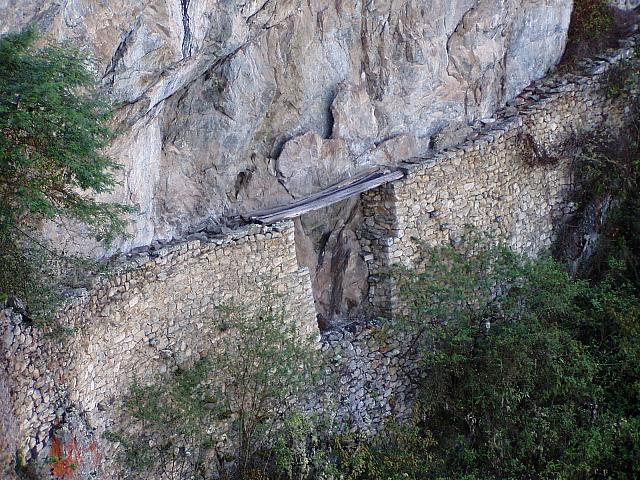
[50,436,81,477]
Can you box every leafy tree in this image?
[213,298,321,476]
[0,28,130,319]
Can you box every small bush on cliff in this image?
[0,28,130,322]
[571,0,614,42]
[563,0,624,64]
[107,293,322,480]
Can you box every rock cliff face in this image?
[0,0,573,322]
[612,0,640,10]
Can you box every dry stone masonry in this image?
[317,322,418,435]
[1,222,316,474]
[1,33,639,479]
[360,37,639,317]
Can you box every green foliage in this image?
[605,55,640,100]
[0,231,104,327]
[563,0,618,63]
[212,294,323,476]
[270,414,438,480]
[569,0,614,44]
[105,358,220,479]
[389,233,640,479]
[0,28,131,322]
[270,411,339,480]
[572,116,640,285]
[397,231,529,332]
[329,419,437,480]
[0,28,129,242]
[0,234,61,322]
[107,292,322,480]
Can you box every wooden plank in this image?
[244,169,404,224]
[244,168,388,219]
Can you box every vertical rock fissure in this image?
[102,22,139,82]
[359,0,376,100]
[180,0,192,59]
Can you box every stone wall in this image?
[0,365,18,480]
[1,221,316,475]
[317,322,418,435]
[2,33,639,480]
[360,39,638,316]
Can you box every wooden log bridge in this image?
[242,167,406,224]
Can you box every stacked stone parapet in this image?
[1,221,316,473]
[360,38,639,317]
[1,33,639,479]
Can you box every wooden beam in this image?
[242,168,404,224]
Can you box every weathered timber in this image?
[243,168,405,224]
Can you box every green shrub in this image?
[568,109,640,286]
[390,235,640,479]
[270,411,340,480]
[329,419,437,480]
[107,292,322,479]
[570,0,614,43]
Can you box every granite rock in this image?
[1,0,573,324]
[0,0,573,253]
